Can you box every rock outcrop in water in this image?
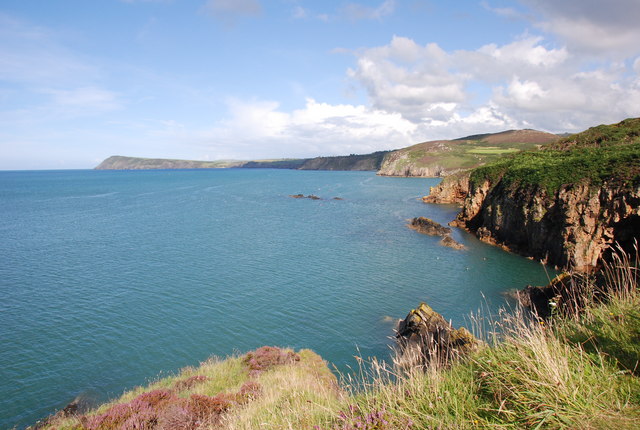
[289,194,322,200]
[395,302,477,368]
[408,217,466,249]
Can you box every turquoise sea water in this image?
[0,169,552,429]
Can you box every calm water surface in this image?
[0,169,552,428]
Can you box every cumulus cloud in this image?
[518,0,640,57]
[348,36,467,122]
[346,33,640,134]
[155,97,420,159]
[158,96,540,160]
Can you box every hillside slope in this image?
[429,118,640,270]
[378,129,559,177]
[95,156,245,170]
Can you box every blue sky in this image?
[1,0,639,169]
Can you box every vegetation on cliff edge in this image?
[470,118,640,193]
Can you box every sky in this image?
[1,0,639,169]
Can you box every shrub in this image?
[242,346,300,373]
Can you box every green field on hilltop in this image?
[378,129,559,176]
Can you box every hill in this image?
[95,156,245,170]
[377,129,559,177]
[94,153,388,172]
[95,130,557,175]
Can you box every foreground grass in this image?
[39,261,640,430]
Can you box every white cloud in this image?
[348,36,467,122]
[347,34,640,135]
[477,37,567,68]
[155,98,420,159]
[517,0,640,58]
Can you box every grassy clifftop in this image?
[39,259,640,430]
[470,118,640,193]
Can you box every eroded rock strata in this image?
[424,118,640,271]
[450,180,640,271]
[422,172,470,205]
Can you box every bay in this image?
[0,169,552,429]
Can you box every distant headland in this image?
[95,129,559,176]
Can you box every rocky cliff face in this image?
[425,118,640,271]
[451,180,640,271]
[299,151,389,171]
[422,173,470,204]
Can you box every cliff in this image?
[298,151,389,171]
[377,129,558,177]
[439,118,640,271]
[422,171,470,204]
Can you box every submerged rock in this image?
[439,235,466,250]
[289,194,322,200]
[395,302,478,369]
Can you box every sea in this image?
[0,169,553,429]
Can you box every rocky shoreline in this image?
[423,118,640,272]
